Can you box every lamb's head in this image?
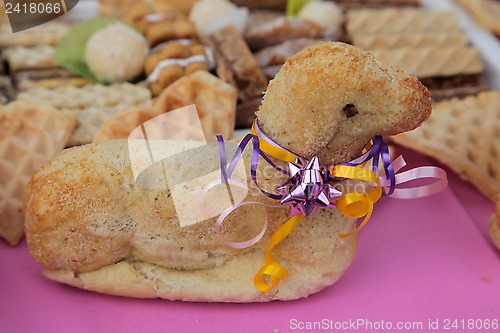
[257,42,431,165]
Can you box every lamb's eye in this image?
[343,104,358,118]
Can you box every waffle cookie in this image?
[93,107,158,143]
[455,0,500,35]
[490,196,500,250]
[0,102,75,246]
[17,83,153,146]
[351,32,469,50]
[346,8,459,35]
[0,22,69,48]
[371,46,484,79]
[208,25,267,102]
[154,71,237,140]
[2,45,57,72]
[0,2,7,24]
[392,91,500,200]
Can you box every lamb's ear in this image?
[257,42,431,165]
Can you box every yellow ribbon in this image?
[251,121,384,291]
[251,122,296,163]
[330,165,382,238]
[254,214,304,292]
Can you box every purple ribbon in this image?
[216,134,283,201]
[342,135,396,195]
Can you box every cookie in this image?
[371,46,484,79]
[455,0,500,35]
[421,75,489,101]
[0,22,69,47]
[0,102,75,246]
[17,83,153,146]
[123,0,198,47]
[145,40,211,96]
[244,17,324,51]
[392,91,500,200]
[489,196,500,250]
[333,0,420,10]
[0,76,15,105]
[208,25,267,102]
[154,70,238,140]
[346,8,459,35]
[254,38,322,67]
[2,45,57,72]
[94,107,158,143]
[236,96,261,128]
[351,32,469,50]
[230,0,287,10]
[189,0,249,37]
[13,68,91,91]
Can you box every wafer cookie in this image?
[455,0,500,35]
[392,91,500,200]
[0,76,15,105]
[2,45,57,72]
[351,32,469,50]
[0,22,69,47]
[0,2,7,24]
[333,0,419,9]
[209,25,267,102]
[421,75,489,101]
[346,8,459,35]
[489,196,500,250]
[17,83,153,146]
[244,17,323,51]
[13,68,92,91]
[371,46,484,78]
[0,102,75,245]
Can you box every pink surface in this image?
[0,149,498,333]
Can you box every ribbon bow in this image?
[278,157,341,217]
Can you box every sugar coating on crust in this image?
[258,42,431,165]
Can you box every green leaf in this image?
[55,17,119,83]
[286,0,313,17]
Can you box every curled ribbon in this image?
[210,118,447,292]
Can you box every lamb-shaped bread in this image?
[24,42,431,302]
